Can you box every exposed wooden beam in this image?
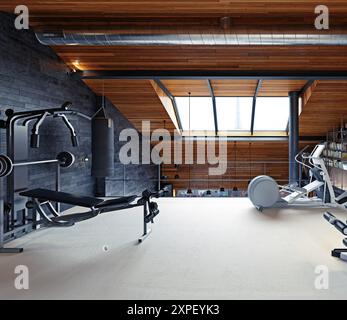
[150,80,181,131]
[76,70,347,80]
[300,80,318,112]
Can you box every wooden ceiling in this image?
[84,79,311,135]
[161,80,306,97]
[56,45,347,71]
[84,78,347,137]
[2,1,347,138]
[2,1,347,33]
[5,0,347,17]
[84,79,176,133]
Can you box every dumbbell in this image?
[0,151,75,178]
[324,212,347,235]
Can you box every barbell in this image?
[0,151,75,178]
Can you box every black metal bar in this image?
[206,79,218,134]
[299,80,315,96]
[154,79,182,130]
[55,165,61,214]
[286,81,315,175]
[138,203,151,243]
[75,70,347,80]
[0,182,4,250]
[283,80,314,133]
[250,80,263,135]
[0,247,23,253]
[289,91,300,184]
[158,164,161,192]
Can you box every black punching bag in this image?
[92,112,114,177]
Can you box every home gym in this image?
[1,1,347,301]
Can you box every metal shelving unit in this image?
[323,127,347,191]
[323,128,347,171]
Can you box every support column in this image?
[288,91,299,185]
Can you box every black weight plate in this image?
[56,151,75,168]
[0,155,13,177]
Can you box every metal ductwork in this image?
[36,32,347,46]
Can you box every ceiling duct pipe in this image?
[36,32,347,46]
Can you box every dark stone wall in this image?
[102,100,158,197]
[0,12,96,201]
[0,11,157,209]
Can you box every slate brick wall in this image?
[0,12,157,211]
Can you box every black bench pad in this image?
[20,188,137,208]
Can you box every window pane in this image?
[254,97,289,131]
[176,97,215,131]
[216,97,253,131]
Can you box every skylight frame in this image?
[173,94,290,137]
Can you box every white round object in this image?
[248,175,280,208]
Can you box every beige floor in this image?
[0,198,347,300]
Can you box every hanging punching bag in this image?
[92,110,114,177]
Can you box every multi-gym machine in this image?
[0,102,165,253]
[0,102,90,253]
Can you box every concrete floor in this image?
[0,198,347,300]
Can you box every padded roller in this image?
[92,117,114,177]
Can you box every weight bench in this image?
[20,188,164,243]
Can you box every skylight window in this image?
[216,97,253,131]
[173,95,290,136]
[253,97,289,131]
[175,97,215,131]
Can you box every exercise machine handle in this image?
[142,187,168,199]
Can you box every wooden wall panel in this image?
[300,81,347,136]
[161,141,290,190]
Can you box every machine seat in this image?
[20,188,137,208]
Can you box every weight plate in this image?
[0,154,13,177]
[56,151,75,168]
